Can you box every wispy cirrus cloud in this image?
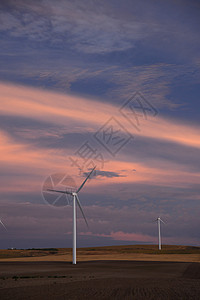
[1,0,199,57]
[0,0,155,54]
[0,82,200,197]
[1,0,200,116]
[1,82,200,149]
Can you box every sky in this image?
[0,0,199,249]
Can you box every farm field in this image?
[0,245,199,299]
[0,244,199,262]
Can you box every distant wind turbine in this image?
[155,217,165,250]
[47,166,96,264]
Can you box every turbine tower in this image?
[156,216,165,250]
[47,166,95,264]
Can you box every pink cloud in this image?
[80,230,156,243]
[0,81,200,149]
[0,81,199,195]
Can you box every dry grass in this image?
[0,245,200,262]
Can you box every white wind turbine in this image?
[155,216,165,250]
[47,166,96,264]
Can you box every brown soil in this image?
[0,260,199,300]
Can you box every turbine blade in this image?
[46,189,72,195]
[76,166,96,193]
[75,195,88,228]
[0,219,7,230]
[160,219,166,224]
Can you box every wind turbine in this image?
[155,217,165,250]
[47,166,96,264]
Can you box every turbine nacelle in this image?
[157,217,165,224]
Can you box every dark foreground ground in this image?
[0,260,199,300]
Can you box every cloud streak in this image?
[1,82,200,150]
[0,0,159,54]
[0,82,199,196]
[85,170,126,178]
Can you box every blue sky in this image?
[0,0,199,249]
